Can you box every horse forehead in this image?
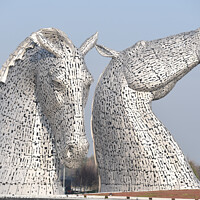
[47,55,84,71]
[41,52,92,80]
[52,61,91,81]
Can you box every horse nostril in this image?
[68,145,74,151]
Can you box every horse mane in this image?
[0,32,41,83]
[0,28,72,83]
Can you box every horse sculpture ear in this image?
[95,44,119,58]
[34,28,75,58]
[79,32,98,56]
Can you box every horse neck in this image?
[0,61,59,170]
[0,59,36,126]
[127,90,157,130]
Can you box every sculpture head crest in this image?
[32,28,75,58]
[0,28,98,83]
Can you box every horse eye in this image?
[51,79,64,89]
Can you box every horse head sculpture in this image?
[92,28,200,192]
[34,29,97,168]
[0,28,97,195]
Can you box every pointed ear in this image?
[79,32,98,56]
[33,28,75,57]
[95,44,119,58]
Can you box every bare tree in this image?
[85,156,98,190]
[72,156,98,192]
[189,160,200,180]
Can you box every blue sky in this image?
[0,0,200,163]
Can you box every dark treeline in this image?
[73,156,98,192]
[189,160,200,180]
[60,157,200,194]
[60,156,98,193]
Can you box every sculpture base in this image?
[0,190,200,200]
[0,195,71,200]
